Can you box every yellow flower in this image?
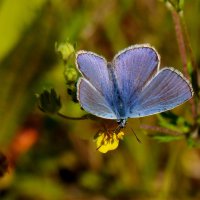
[95,131,124,153]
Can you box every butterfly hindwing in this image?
[77,78,116,119]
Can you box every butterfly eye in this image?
[116,119,127,128]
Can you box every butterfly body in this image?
[76,44,193,126]
[106,62,128,120]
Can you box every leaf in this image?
[160,111,179,125]
[151,134,183,143]
[186,137,200,148]
[157,112,190,133]
[37,88,62,114]
[179,0,185,10]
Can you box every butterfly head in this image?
[117,119,127,128]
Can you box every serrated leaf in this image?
[37,88,62,114]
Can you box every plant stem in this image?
[140,124,182,135]
[172,11,188,78]
[181,15,199,119]
[171,10,197,120]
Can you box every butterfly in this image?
[76,44,193,128]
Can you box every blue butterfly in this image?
[76,44,193,128]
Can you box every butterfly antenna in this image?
[130,127,142,143]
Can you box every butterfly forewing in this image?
[128,68,193,117]
[112,45,160,116]
[76,51,114,104]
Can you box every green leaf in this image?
[186,137,200,148]
[160,111,179,125]
[157,112,190,133]
[163,0,184,12]
[151,134,183,143]
[179,0,185,10]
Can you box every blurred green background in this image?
[0,0,200,199]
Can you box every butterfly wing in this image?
[112,44,160,117]
[77,78,116,119]
[76,51,116,119]
[76,51,114,102]
[128,68,193,117]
